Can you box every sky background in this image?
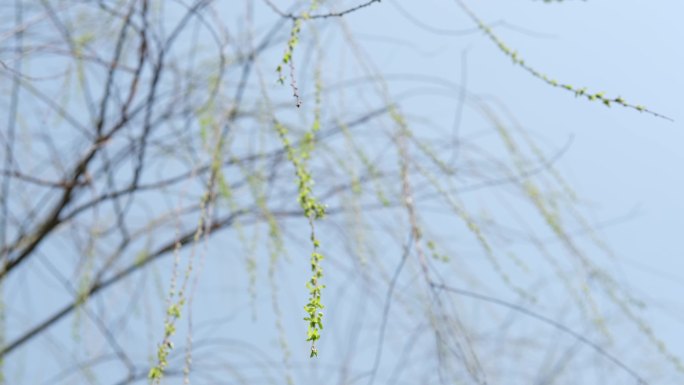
[337,0,684,352]
[416,0,684,360]
[272,0,684,378]
[3,1,684,384]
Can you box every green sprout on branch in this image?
[274,115,326,358]
[276,0,321,107]
[455,0,672,121]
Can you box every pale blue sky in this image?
[372,0,684,362]
[3,1,683,384]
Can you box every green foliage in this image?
[276,0,322,107]
[339,121,389,206]
[5,2,680,383]
[149,103,225,381]
[273,105,327,356]
[276,18,303,86]
[274,121,326,220]
[454,0,671,121]
[148,298,184,382]
[304,247,325,357]
[426,240,450,262]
